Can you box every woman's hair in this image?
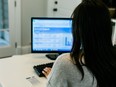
[71,0,116,87]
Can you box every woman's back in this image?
[47,53,97,87]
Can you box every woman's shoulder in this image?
[47,53,72,79]
[52,53,76,71]
[55,53,73,64]
[57,53,72,60]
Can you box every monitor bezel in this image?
[31,17,73,53]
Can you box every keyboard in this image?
[33,62,54,77]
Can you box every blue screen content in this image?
[32,18,73,52]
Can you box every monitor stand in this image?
[45,53,60,60]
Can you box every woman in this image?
[43,0,116,87]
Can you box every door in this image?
[47,0,81,17]
[0,0,15,58]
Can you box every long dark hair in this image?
[71,0,116,87]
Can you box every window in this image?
[0,0,9,46]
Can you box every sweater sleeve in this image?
[46,54,69,87]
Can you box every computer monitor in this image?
[31,17,73,60]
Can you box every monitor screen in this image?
[31,17,73,53]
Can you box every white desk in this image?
[0,54,54,87]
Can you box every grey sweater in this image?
[47,53,97,87]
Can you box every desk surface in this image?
[0,53,54,87]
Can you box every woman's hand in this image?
[42,67,52,78]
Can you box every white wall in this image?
[21,0,47,46]
[18,0,47,54]
[47,0,81,17]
